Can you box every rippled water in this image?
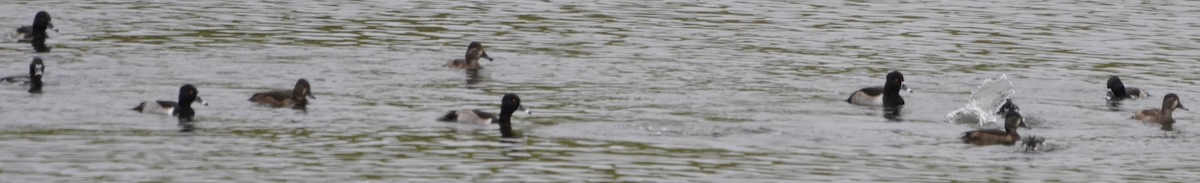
[3,0,1200,181]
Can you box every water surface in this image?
[2,0,1200,182]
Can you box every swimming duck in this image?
[1022,136,1045,152]
[0,57,44,93]
[847,71,910,106]
[445,42,493,70]
[962,110,1030,146]
[133,85,207,119]
[248,79,315,108]
[996,99,1019,115]
[1132,93,1187,125]
[16,11,56,42]
[1107,76,1150,100]
[438,94,531,125]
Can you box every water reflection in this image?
[1106,100,1122,111]
[883,105,903,122]
[178,118,195,133]
[1161,123,1174,131]
[292,104,308,113]
[465,69,484,85]
[31,38,50,52]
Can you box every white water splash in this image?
[945,74,1016,126]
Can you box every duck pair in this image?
[440,41,532,137]
[132,79,316,118]
[1104,76,1187,125]
[842,71,1033,145]
[0,57,44,93]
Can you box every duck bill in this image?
[482,51,493,61]
[518,105,531,115]
[900,84,913,93]
[196,96,208,106]
[307,92,317,99]
[1180,105,1189,111]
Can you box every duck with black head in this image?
[446,42,494,70]
[997,98,1019,115]
[1107,76,1150,101]
[16,11,57,42]
[1132,93,1187,127]
[1,57,44,93]
[496,94,526,139]
[1023,136,1045,152]
[438,94,532,125]
[847,71,911,106]
[249,79,315,109]
[133,85,207,120]
[962,110,1030,146]
[440,94,531,140]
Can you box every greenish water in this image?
[2,0,1200,182]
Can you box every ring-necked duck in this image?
[133,85,207,118]
[16,11,56,43]
[438,94,531,125]
[1107,76,1150,100]
[847,71,910,106]
[445,42,493,70]
[997,99,1019,115]
[962,110,1030,146]
[248,79,315,108]
[1,57,44,93]
[1022,136,1045,152]
[1132,93,1187,125]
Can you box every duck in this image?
[996,98,1019,115]
[441,94,530,128]
[133,85,207,119]
[445,42,493,70]
[961,110,1030,146]
[16,11,56,43]
[0,57,44,93]
[846,71,910,106]
[1022,136,1045,152]
[248,79,315,108]
[436,93,530,125]
[1107,76,1150,100]
[1132,93,1187,125]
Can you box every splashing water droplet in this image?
[945,74,1016,126]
